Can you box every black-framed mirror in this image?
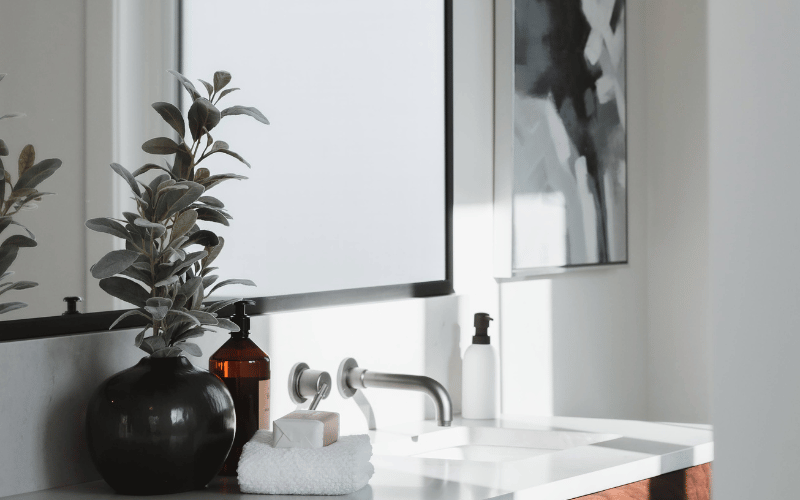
[0,0,452,342]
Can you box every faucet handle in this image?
[308,383,328,411]
[288,362,331,407]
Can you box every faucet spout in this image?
[337,358,454,428]
[352,370,452,426]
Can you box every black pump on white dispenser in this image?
[462,312,497,419]
[472,312,493,344]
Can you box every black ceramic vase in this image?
[86,356,236,495]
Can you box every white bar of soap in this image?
[272,410,340,449]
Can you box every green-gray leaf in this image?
[14,158,61,191]
[133,218,167,238]
[0,113,25,121]
[146,297,173,308]
[109,309,152,329]
[215,318,240,332]
[133,326,149,347]
[91,249,140,279]
[197,173,248,190]
[189,310,218,325]
[8,220,34,239]
[197,79,214,98]
[203,236,224,267]
[175,253,208,278]
[215,149,251,168]
[188,98,221,141]
[0,302,27,314]
[220,105,269,124]
[144,305,170,321]
[163,183,205,220]
[196,207,230,226]
[0,235,36,276]
[142,137,185,156]
[141,335,167,354]
[216,87,239,102]
[174,149,193,179]
[168,69,201,101]
[1,234,36,248]
[86,218,131,242]
[110,163,141,197]
[152,102,186,139]
[204,297,239,314]
[172,209,198,241]
[202,275,218,289]
[0,281,38,296]
[99,277,150,307]
[176,342,202,357]
[198,195,224,208]
[132,163,174,178]
[182,229,219,248]
[0,140,8,157]
[167,309,201,327]
[17,145,34,176]
[213,71,232,92]
[210,141,229,153]
[155,275,180,288]
[208,278,256,296]
[0,246,19,284]
[172,326,206,344]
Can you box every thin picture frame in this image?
[494,0,628,279]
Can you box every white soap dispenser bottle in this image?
[462,312,497,419]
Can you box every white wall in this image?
[501,0,712,425]
[709,0,800,498]
[644,0,710,424]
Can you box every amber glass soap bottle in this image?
[209,300,270,476]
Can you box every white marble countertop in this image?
[4,415,713,500]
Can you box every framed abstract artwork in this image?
[494,0,627,277]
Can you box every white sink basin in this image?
[372,425,619,463]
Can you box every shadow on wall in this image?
[41,329,145,489]
[423,296,462,420]
[550,269,647,419]
[500,266,648,420]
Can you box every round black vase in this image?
[86,356,236,495]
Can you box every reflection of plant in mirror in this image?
[0,74,63,315]
[85,70,269,357]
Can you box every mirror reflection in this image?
[0,0,447,322]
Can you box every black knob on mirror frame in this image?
[63,296,82,315]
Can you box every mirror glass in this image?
[0,0,448,323]
[182,0,446,298]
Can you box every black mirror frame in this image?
[0,0,453,343]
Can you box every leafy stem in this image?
[86,70,265,357]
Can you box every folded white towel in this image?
[237,430,374,495]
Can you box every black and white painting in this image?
[511,0,626,270]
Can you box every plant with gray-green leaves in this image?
[0,73,63,314]
[86,70,268,358]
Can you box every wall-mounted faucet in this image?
[288,362,332,410]
[337,358,452,428]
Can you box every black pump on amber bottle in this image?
[210,300,271,476]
